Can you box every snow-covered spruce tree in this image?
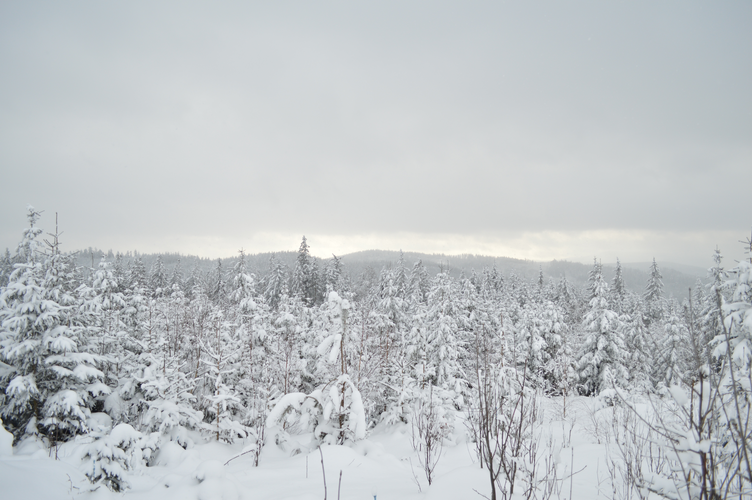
[1,209,104,442]
[577,259,628,396]
[263,253,289,311]
[535,265,545,299]
[409,259,430,305]
[539,301,576,395]
[314,292,366,444]
[394,251,409,299]
[344,285,381,425]
[136,337,202,448]
[481,264,504,299]
[653,300,690,390]
[123,281,201,446]
[81,259,127,361]
[324,254,341,294]
[184,260,204,299]
[685,280,713,378]
[424,272,465,397]
[228,250,257,310]
[372,267,412,425]
[128,258,148,295]
[621,298,654,393]
[611,258,626,313]
[292,236,321,307]
[268,292,366,448]
[148,255,168,299]
[271,291,305,395]
[364,264,425,423]
[200,306,247,443]
[554,274,583,326]
[122,257,149,348]
[469,268,482,294]
[513,302,547,388]
[228,249,271,463]
[208,259,226,305]
[506,272,531,308]
[404,272,463,449]
[512,298,574,394]
[112,253,127,292]
[169,258,184,291]
[82,422,159,492]
[644,257,665,326]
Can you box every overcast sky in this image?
[1,1,750,269]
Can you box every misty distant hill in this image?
[338,250,706,300]
[72,247,708,301]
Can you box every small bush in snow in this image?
[81,423,159,492]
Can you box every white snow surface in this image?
[0,397,645,499]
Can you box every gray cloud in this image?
[1,1,750,267]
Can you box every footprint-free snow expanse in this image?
[0,396,623,500]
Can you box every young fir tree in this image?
[644,258,665,326]
[263,254,289,311]
[653,301,690,389]
[424,272,465,400]
[539,301,575,395]
[481,264,504,299]
[292,236,320,307]
[394,251,409,299]
[611,258,626,313]
[227,250,270,462]
[209,259,226,304]
[324,254,350,296]
[374,267,412,424]
[270,292,304,395]
[112,253,128,293]
[537,265,545,297]
[128,258,148,293]
[78,258,127,398]
[408,259,430,305]
[576,259,628,395]
[622,298,654,393]
[169,258,184,291]
[184,261,203,299]
[1,209,104,441]
[555,274,582,325]
[148,256,168,298]
[514,302,547,388]
[201,306,247,443]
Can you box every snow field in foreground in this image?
[0,397,624,500]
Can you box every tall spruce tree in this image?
[263,254,289,311]
[611,258,626,313]
[577,259,628,395]
[292,236,320,307]
[644,258,665,325]
[1,209,104,441]
[149,256,168,298]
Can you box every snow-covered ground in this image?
[0,396,624,500]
